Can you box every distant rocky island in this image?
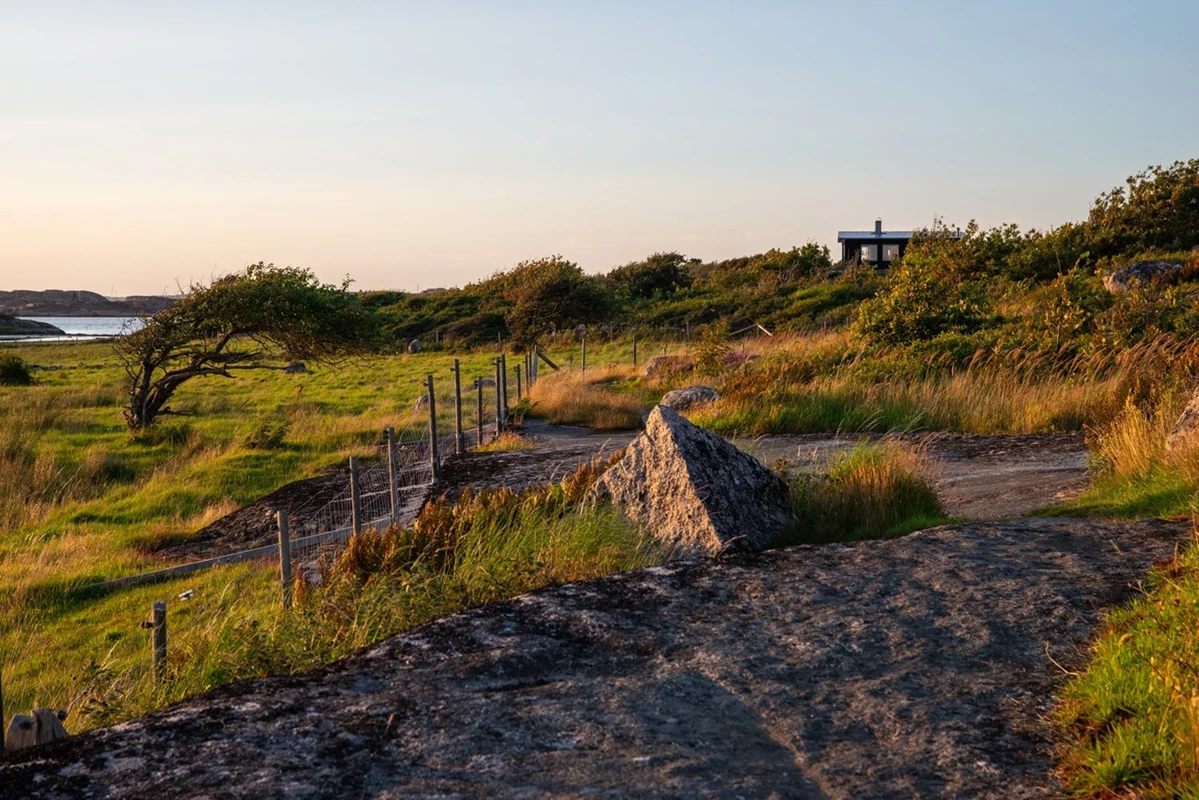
[0,289,174,318]
[0,316,66,336]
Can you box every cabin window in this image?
[882,244,900,262]
[860,245,877,262]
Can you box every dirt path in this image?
[442,422,1090,521]
[157,421,1089,562]
[7,517,1185,798]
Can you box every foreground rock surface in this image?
[5,517,1184,799]
[590,404,788,552]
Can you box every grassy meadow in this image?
[0,337,648,732]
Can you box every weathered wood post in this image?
[633,333,638,367]
[277,509,292,611]
[581,336,587,373]
[426,374,440,485]
[475,376,484,447]
[494,359,503,437]
[452,359,465,456]
[515,363,522,400]
[151,601,167,685]
[349,455,362,535]
[0,656,5,758]
[500,354,509,418]
[386,427,399,522]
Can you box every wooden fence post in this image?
[500,354,509,418]
[633,333,638,367]
[151,601,167,685]
[475,376,484,447]
[277,510,292,611]
[386,427,399,522]
[452,359,464,455]
[426,374,440,485]
[349,455,362,535]
[0,656,5,758]
[515,363,522,400]
[581,336,587,373]
[494,359,503,437]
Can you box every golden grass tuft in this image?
[475,431,537,452]
[525,369,645,430]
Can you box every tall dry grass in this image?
[780,441,946,545]
[524,366,646,430]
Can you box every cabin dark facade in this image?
[837,219,912,268]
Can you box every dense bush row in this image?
[368,160,1199,366]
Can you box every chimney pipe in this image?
[875,218,882,235]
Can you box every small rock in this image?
[413,394,429,412]
[660,385,719,411]
[587,405,790,553]
[408,339,422,354]
[282,362,307,374]
[1102,261,1183,293]
[473,378,497,390]
[642,355,695,380]
[1168,383,1199,452]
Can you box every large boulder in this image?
[589,405,790,553]
[1102,261,1183,293]
[660,385,719,410]
[407,339,422,354]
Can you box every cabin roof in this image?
[837,230,914,241]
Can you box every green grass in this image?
[0,338,647,732]
[1054,539,1199,797]
[777,441,949,546]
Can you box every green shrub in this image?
[0,354,33,386]
[855,258,988,344]
[243,420,288,450]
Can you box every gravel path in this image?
[5,517,1184,798]
[159,422,1090,561]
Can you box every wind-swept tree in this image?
[118,263,381,430]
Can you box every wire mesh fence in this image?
[94,355,542,594]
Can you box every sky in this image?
[1,1,1197,296]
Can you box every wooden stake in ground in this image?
[151,601,167,685]
[515,364,522,400]
[349,455,362,535]
[475,376,484,447]
[386,427,399,522]
[581,336,587,373]
[277,509,292,611]
[452,359,464,455]
[426,374,440,485]
[494,359,503,437]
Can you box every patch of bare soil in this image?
[6,517,1185,798]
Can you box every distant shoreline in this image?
[0,289,173,318]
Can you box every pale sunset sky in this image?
[2,1,1196,295]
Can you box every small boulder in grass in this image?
[642,355,695,380]
[408,339,422,354]
[660,385,719,411]
[1168,383,1199,452]
[1102,261,1183,293]
[588,405,790,553]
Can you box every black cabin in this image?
[837,219,912,267]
